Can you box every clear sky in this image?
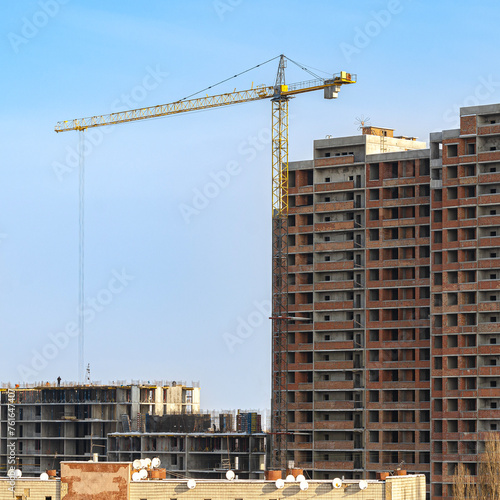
[1,0,499,411]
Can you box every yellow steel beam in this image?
[54,73,356,133]
[55,86,275,133]
[281,73,356,97]
[271,99,288,217]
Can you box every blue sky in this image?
[1,0,500,410]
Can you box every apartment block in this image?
[278,104,500,499]
[429,104,500,499]
[0,381,200,475]
[284,127,428,479]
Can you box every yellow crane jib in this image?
[54,73,356,133]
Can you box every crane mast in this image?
[271,55,289,471]
[55,55,356,472]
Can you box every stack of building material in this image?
[236,412,261,433]
[218,413,233,432]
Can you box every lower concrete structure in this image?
[0,461,426,500]
[107,431,267,478]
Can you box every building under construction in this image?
[107,430,267,479]
[280,103,500,499]
[0,380,200,475]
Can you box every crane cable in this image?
[287,58,332,80]
[177,55,281,102]
[78,130,85,384]
[285,56,326,80]
[178,55,332,105]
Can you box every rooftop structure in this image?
[0,460,426,500]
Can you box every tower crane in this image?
[55,55,356,471]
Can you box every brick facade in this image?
[277,104,500,500]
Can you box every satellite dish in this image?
[295,474,305,482]
[300,481,309,491]
[139,469,148,480]
[187,479,196,489]
[285,474,295,482]
[333,477,343,489]
[133,459,141,470]
[144,458,152,468]
[14,470,22,479]
[226,470,235,481]
[40,473,49,481]
[355,115,371,130]
[132,472,141,482]
[275,479,285,489]
[151,457,161,469]
[359,480,368,490]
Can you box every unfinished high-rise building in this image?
[277,103,500,499]
[0,381,200,475]
[429,104,500,499]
